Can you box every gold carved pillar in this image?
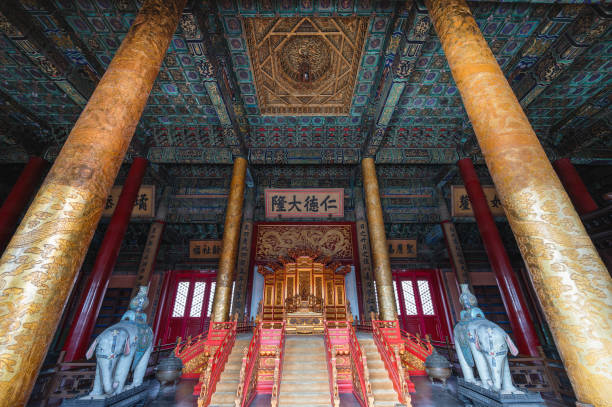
[361,157,396,321]
[211,156,247,322]
[0,1,186,405]
[426,1,612,406]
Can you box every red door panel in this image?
[156,270,217,345]
[392,269,450,342]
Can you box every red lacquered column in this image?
[458,158,540,356]
[0,156,47,254]
[553,158,598,215]
[63,157,148,361]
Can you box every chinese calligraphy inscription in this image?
[103,185,156,218]
[189,240,223,260]
[387,239,418,259]
[451,185,504,217]
[265,188,344,218]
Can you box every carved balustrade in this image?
[235,322,262,407]
[197,321,237,407]
[270,325,286,407]
[399,330,433,374]
[175,331,212,378]
[324,323,341,407]
[347,323,374,407]
[372,319,413,405]
[235,321,285,407]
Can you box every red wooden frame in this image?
[153,269,217,345]
[392,269,453,342]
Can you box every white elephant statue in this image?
[454,284,523,394]
[85,286,153,396]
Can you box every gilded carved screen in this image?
[254,223,354,261]
[243,16,369,115]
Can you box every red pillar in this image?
[552,158,598,215]
[63,157,148,361]
[458,158,540,356]
[0,156,47,254]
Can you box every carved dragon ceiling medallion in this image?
[243,16,369,116]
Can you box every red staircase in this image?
[370,318,434,399]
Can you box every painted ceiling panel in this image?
[0,0,607,166]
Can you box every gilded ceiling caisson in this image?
[243,16,368,116]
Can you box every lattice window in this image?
[393,280,401,316]
[206,282,216,317]
[417,280,435,315]
[401,280,417,315]
[189,282,207,317]
[172,281,190,317]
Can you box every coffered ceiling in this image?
[0,0,610,269]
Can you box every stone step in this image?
[209,390,235,404]
[214,379,239,392]
[279,337,329,405]
[278,391,332,404]
[283,355,326,364]
[357,334,401,406]
[282,370,328,380]
[370,389,400,402]
[281,380,329,392]
[208,333,253,406]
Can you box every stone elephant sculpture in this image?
[86,320,153,396]
[454,318,522,394]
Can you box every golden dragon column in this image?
[361,157,397,321]
[426,1,612,406]
[210,156,247,322]
[0,1,186,405]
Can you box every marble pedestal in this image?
[60,382,152,407]
[457,378,546,407]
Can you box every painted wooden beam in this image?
[0,0,95,105]
[182,6,248,157]
[512,5,611,108]
[362,1,432,156]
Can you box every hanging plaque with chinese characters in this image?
[103,185,155,217]
[451,185,505,217]
[387,239,417,259]
[264,188,344,218]
[189,240,223,259]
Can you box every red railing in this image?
[347,323,374,407]
[400,329,434,359]
[236,321,261,407]
[271,323,286,407]
[372,320,412,404]
[174,331,209,375]
[323,322,340,407]
[197,321,237,407]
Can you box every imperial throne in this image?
[258,249,351,334]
